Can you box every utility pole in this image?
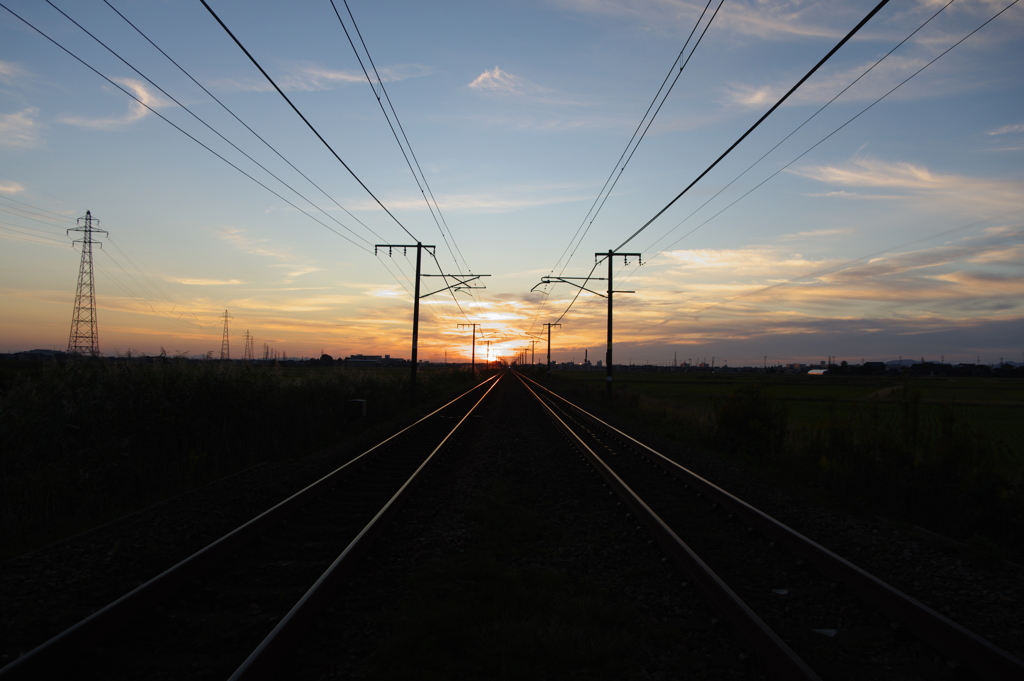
[527,338,540,365]
[458,323,481,376]
[67,210,107,356]
[219,310,232,360]
[597,250,641,400]
[376,243,488,399]
[542,322,560,380]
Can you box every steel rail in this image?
[228,372,504,680]
[0,374,499,680]
[514,372,821,681]
[521,373,1024,681]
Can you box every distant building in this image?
[343,354,407,368]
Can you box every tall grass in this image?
[553,373,1023,552]
[0,358,475,557]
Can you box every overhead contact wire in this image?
[614,0,892,252]
[0,3,372,254]
[45,0,374,251]
[641,0,957,258]
[102,0,386,244]
[199,0,418,242]
[553,0,722,278]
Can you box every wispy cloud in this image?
[217,227,293,261]
[554,0,844,40]
[56,79,170,129]
[169,277,244,286]
[790,156,1024,212]
[217,63,432,92]
[0,59,29,85]
[0,180,26,194]
[989,122,1024,135]
[469,67,532,95]
[720,54,931,109]
[347,182,590,213]
[780,227,851,240]
[0,108,41,148]
[467,66,589,107]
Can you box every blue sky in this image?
[2,0,1022,365]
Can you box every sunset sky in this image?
[2,0,1022,366]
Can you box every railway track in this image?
[4,369,1020,679]
[0,373,502,681]
[516,370,1024,680]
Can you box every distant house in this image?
[861,361,886,375]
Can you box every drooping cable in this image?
[640,0,957,258]
[527,0,721,336]
[0,3,373,254]
[614,0,892,252]
[643,0,1018,262]
[691,209,1024,318]
[102,0,387,244]
[331,0,482,318]
[46,0,375,251]
[199,0,419,242]
[551,0,722,278]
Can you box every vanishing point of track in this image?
[2,369,1021,680]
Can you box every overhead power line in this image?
[1,2,374,254]
[528,0,722,336]
[45,0,374,252]
[199,0,419,243]
[551,0,723,278]
[332,0,470,273]
[614,0,892,252]
[642,0,1019,261]
[101,0,386,245]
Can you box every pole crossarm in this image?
[375,242,438,400]
[374,244,435,256]
[595,252,642,265]
[532,276,607,297]
[420,274,490,299]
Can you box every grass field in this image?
[0,357,479,558]
[550,369,1024,559]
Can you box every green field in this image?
[550,369,1024,558]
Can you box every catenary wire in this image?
[614,0,892,252]
[528,0,720,337]
[101,0,386,245]
[639,0,957,259]
[46,0,375,252]
[0,3,376,255]
[551,0,722,279]
[634,0,1020,268]
[332,0,481,317]
[691,209,1024,318]
[199,0,419,243]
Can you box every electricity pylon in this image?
[219,310,232,360]
[67,210,108,356]
[243,330,255,361]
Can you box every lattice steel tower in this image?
[242,330,254,362]
[67,210,107,356]
[220,310,232,360]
